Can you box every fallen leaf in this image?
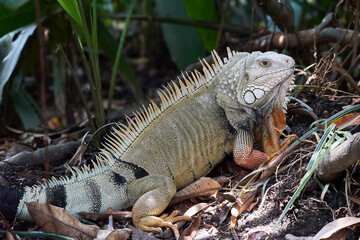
[183,202,209,217]
[132,228,159,240]
[179,214,201,240]
[95,229,132,240]
[330,113,360,128]
[204,224,219,234]
[26,202,100,239]
[170,177,221,205]
[248,231,268,240]
[230,191,256,229]
[313,217,360,240]
[216,191,237,202]
[284,234,313,239]
[80,207,132,222]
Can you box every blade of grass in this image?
[57,0,83,29]
[77,0,105,127]
[107,0,136,116]
[272,123,337,231]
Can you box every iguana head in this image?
[217,50,295,114]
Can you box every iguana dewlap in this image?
[0,49,295,237]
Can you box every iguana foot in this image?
[265,134,297,161]
[137,210,191,238]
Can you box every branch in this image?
[100,14,250,37]
[257,0,295,32]
[317,132,360,182]
[242,27,360,51]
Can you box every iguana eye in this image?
[260,59,271,67]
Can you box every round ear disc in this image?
[243,91,256,105]
[243,88,265,105]
[253,89,265,99]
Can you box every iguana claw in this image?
[137,210,191,239]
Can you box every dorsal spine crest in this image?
[37,48,240,190]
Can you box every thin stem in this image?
[77,0,105,127]
[107,0,136,116]
[70,19,98,130]
[57,46,95,130]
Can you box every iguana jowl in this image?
[0,48,295,237]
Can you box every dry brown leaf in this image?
[313,217,360,240]
[6,231,16,240]
[248,197,259,211]
[80,208,132,222]
[330,113,360,128]
[183,202,209,217]
[284,234,313,239]
[217,204,231,225]
[216,192,237,202]
[26,202,100,239]
[132,228,159,240]
[230,191,256,229]
[179,214,201,240]
[248,231,268,240]
[96,228,132,240]
[171,177,221,205]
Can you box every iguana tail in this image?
[0,186,25,220]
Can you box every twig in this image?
[100,14,250,37]
[332,62,360,95]
[34,0,50,179]
[352,0,360,67]
[242,27,360,50]
[258,142,305,182]
[34,0,46,124]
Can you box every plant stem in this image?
[107,0,136,116]
[77,0,105,127]
[57,46,95,130]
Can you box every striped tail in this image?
[0,186,24,220]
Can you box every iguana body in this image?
[0,49,295,237]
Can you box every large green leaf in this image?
[155,0,205,70]
[0,24,36,103]
[182,0,218,51]
[0,1,35,38]
[0,0,29,10]
[10,73,41,130]
[57,0,83,29]
[11,87,41,130]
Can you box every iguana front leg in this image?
[233,129,267,170]
[128,175,191,238]
[255,105,296,162]
[233,107,296,170]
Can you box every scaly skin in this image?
[0,49,295,237]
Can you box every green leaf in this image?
[57,0,83,29]
[182,0,218,51]
[97,19,142,98]
[10,75,41,130]
[155,0,206,70]
[0,1,36,38]
[0,0,29,10]
[0,24,36,103]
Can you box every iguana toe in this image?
[137,210,190,239]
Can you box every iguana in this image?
[0,48,295,238]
